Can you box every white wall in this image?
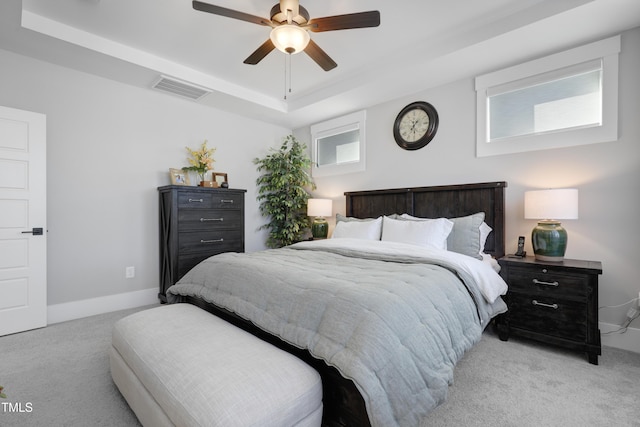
[1,25,638,350]
[0,48,288,308]
[296,28,640,350]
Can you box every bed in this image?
[166,181,508,427]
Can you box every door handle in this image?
[22,227,44,236]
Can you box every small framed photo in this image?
[169,168,190,186]
[212,172,228,187]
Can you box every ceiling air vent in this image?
[152,75,211,101]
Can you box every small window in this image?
[476,35,620,157]
[311,110,366,177]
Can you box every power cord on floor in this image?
[600,296,640,335]
[599,296,639,309]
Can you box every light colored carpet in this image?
[1,305,639,427]
[0,306,153,427]
[424,330,640,426]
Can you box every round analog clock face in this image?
[393,101,439,150]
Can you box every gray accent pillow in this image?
[400,212,486,259]
[447,212,486,259]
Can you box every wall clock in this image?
[393,101,439,150]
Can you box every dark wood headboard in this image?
[344,181,507,258]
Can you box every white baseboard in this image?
[599,321,640,354]
[47,288,159,325]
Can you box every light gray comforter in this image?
[167,239,507,427]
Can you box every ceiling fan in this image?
[192,0,380,71]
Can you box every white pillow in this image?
[381,216,453,250]
[332,216,382,240]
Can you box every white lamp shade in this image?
[307,198,332,217]
[270,25,310,54]
[524,189,579,220]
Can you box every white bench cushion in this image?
[111,304,322,427]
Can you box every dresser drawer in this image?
[178,209,242,231]
[506,265,589,301]
[178,191,243,209]
[178,230,243,254]
[507,293,587,341]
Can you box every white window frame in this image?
[475,35,620,157]
[311,110,366,177]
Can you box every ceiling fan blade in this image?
[304,39,337,71]
[307,10,380,32]
[192,1,271,26]
[243,39,276,65]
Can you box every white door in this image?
[0,106,47,336]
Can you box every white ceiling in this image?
[1,0,639,128]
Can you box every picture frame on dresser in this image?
[212,172,228,187]
[169,168,190,186]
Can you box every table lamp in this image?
[307,198,332,239]
[524,188,578,262]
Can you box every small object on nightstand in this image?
[510,236,526,258]
[495,256,603,365]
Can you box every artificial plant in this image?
[182,140,216,182]
[254,135,316,248]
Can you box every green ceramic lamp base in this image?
[311,217,328,239]
[532,220,567,262]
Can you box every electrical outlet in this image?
[125,266,135,279]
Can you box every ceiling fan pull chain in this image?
[283,53,293,100]
[288,54,292,95]
[283,54,288,100]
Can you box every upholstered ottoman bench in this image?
[110,304,323,427]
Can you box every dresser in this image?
[158,185,246,302]
[496,256,603,364]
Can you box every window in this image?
[311,110,366,177]
[476,35,620,157]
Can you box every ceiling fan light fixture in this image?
[270,24,310,54]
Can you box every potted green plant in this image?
[254,135,316,248]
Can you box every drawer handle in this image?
[200,238,224,244]
[188,198,204,203]
[532,300,558,309]
[532,278,559,287]
[200,218,224,222]
[220,199,234,204]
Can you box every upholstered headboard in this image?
[344,181,507,258]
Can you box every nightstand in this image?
[495,256,603,364]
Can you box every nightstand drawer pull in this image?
[200,217,224,222]
[532,300,558,309]
[532,278,559,287]
[200,238,224,243]
[188,198,204,203]
[221,199,234,204]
